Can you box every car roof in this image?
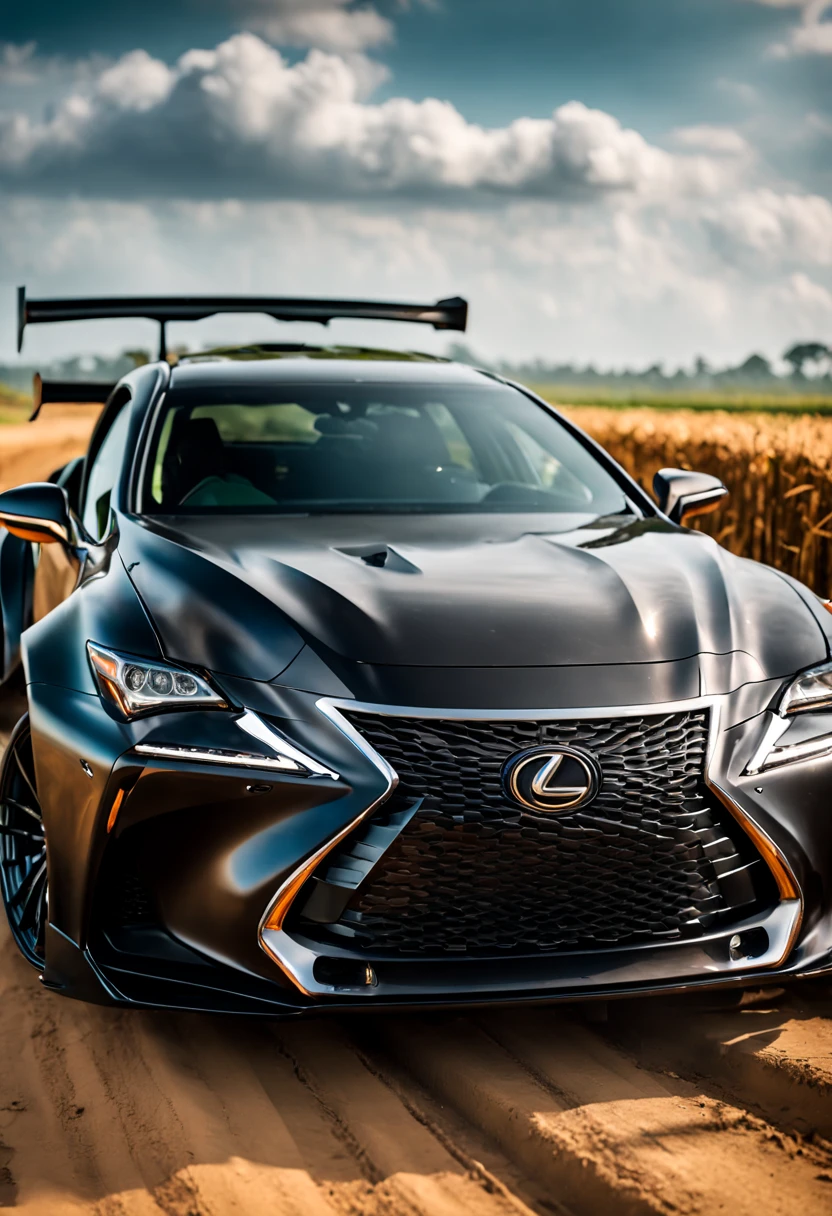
[169,352,498,390]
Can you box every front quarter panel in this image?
[23,550,162,948]
[118,518,305,682]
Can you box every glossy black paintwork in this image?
[118,511,826,680]
[6,352,832,1012]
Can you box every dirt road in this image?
[0,927,830,1215]
[0,411,98,495]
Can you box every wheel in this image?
[0,715,47,967]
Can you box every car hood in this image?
[120,513,826,680]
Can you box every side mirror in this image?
[653,468,728,525]
[0,482,74,546]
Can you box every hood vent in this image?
[336,545,421,574]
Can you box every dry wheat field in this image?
[563,405,832,596]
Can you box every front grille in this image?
[294,710,776,958]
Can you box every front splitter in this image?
[261,898,801,1000]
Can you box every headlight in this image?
[88,643,227,717]
[779,660,832,716]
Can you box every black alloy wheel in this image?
[0,715,47,967]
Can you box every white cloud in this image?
[782,270,832,309]
[739,0,811,7]
[672,125,751,156]
[0,42,37,86]
[771,273,832,338]
[714,79,760,106]
[767,0,832,55]
[704,188,832,266]
[3,192,830,369]
[0,34,722,203]
[95,50,175,112]
[233,1,393,52]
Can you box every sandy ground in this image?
[0,932,830,1216]
[1,417,831,1215]
[0,410,99,496]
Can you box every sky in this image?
[0,0,831,368]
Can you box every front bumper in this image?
[28,676,832,1014]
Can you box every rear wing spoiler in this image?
[30,373,114,421]
[17,287,468,360]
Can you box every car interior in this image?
[148,395,609,515]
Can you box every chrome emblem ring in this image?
[502,745,601,813]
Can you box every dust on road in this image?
[0,927,830,1216]
[0,412,831,1216]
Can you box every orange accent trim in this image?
[685,497,723,521]
[263,815,370,936]
[708,781,803,964]
[709,783,797,900]
[0,510,69,545]
[5,525,59,544]
[260,787,397,994]
[106,788,125,834]
[100,675,129,716]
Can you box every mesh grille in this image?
[296,710,775,957]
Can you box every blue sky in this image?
[0,0,830,366]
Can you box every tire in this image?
[0,714,47,968]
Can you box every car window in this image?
[142,382,627,518]
[82,404,131,539]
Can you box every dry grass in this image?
[562,405,832,596]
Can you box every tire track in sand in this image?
[376,1007,832,1216]
[0,897,829,1213]
[600,986,832,1149]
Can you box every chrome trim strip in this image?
[756,731,832,773]
[257,699,398,994]
[323,694,718,722]
[237,710,339,780]
[134,743,301,771]
[744,709,832,775]
[263,899,803,1000]
[744,713,791,775]
[707,780,802,964]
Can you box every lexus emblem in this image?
[502,745,601,813]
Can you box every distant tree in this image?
[124,349,151,367]
[738,353,774,380]
[694,355,710,378]
[446,342,482,366]
[784,342,830,378]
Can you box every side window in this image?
[82,403,132,540]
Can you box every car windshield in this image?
[141,380,629,517]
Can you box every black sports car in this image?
[0,288,830,1015]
